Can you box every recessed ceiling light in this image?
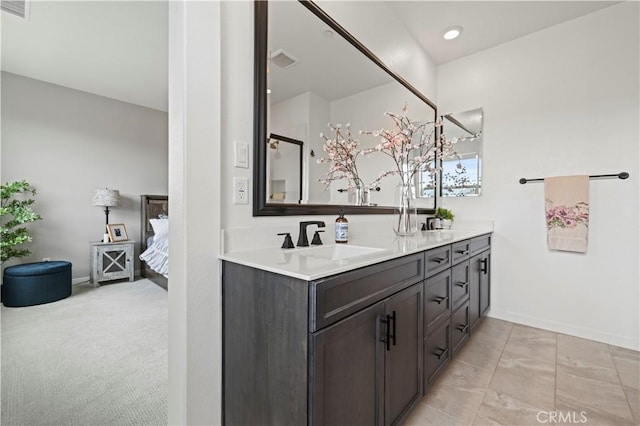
[443,26,463,40]
[323,30,334,38]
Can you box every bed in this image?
[140,194,168,290]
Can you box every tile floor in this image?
[403,318,640,426]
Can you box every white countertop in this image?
[219,226,493,281]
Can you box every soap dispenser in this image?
[335,207,348,244]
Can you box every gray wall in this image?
[1,72,168,279]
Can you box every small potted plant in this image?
[435,207,454,230]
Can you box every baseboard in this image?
[487,308,639,351]
[72,276,91,285]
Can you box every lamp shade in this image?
[92,189,120,207]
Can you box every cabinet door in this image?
[479,251,491,317]
[469,253,481,331]
[311,301,385,426]
[385,284,423,426]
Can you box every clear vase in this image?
[393,182,418,236]
[349,183,370,206]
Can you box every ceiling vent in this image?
[1,0,28,19]
[270,49,298,69]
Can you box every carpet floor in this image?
[1,279,168,426]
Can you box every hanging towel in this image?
[544,175,589,253]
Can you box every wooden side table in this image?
[90,241,135,286]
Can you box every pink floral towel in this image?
[544,175,589,253]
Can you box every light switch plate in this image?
[234,141,249,168]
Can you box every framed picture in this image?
[107,223,129,242]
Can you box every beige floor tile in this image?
[611,351,640,390]
[402,401,465,426]
[624,385,639,423]
[477,388,550,426]
[455,337,503,371]
[503,324,556,363]
[472,415,502,425]
[422,374,487,424]
[475,318,514,338]
[437,359,495,390]
[557,334,616,371]
[488,351,556,409]
[556,395,637,425]
[557,358,621,386]
[609,345,640,360]
[556,369,634,422]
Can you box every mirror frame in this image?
[253,0,439,216]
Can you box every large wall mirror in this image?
[253,0,438,215]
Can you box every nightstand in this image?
[90,241,135,286]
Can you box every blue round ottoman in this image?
[2,261,72,307]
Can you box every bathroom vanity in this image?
[221,229,491,425]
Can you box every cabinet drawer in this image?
[451,240,470,265]
[311,253,423,332]
[424,245,451,277]
[424,270,451,336]
[451,301,470,356]
[424,319,450,386]
[469,234,491,255]
[451,261,470,310]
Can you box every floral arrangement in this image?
[545,201,589,230]
[317,123,366,190]
[360,104,457,188]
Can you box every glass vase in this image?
[355,185,370,206]
[393,182,418,236]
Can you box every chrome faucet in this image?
[297,221,326,247]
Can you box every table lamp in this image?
[92,188,120,226]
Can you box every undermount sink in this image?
[296,244,386,261]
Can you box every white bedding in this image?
[140,218,168,277]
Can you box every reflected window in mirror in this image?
[440,108,483,197]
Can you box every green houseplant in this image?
[435,207,454,221]
[435,207,454,230]
[1,180,43,263]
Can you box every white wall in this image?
[1,72,168,279]
[437,2,639,350]
[168,0,221,424]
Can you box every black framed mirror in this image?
[253,0,438,216]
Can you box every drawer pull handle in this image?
[433,296,448,305]
[433,257,447,264]
[456,250,469,255]
[433,348,448,360]
[456,324,469,334]
[455,281,468,288]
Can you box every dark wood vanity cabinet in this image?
[223,233,491,426]
[311,283,423,426]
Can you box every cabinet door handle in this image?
[480,258,488,274]
[456,324,469,334]
[433,296,449,305]
[455,281,468,289]
[433,347,448,360]
[456,250,469,255]
[380,316,390,351]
